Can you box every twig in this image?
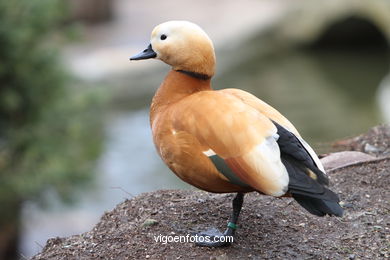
[35,241,44,249]
[110,186,135,198]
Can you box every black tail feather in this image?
[282,155,343,217]
[292,194,343,217]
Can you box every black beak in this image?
[129,44,157,60]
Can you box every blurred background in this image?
[0,0,389,258]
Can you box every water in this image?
[20,48,389,257]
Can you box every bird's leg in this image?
[195,192,244,247]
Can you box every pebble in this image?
[141,218,159,227]
[364,143,380,153]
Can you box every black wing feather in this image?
[273,121,329,185]
[273,122,343,217]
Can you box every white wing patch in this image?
[241,136,289,197]
[203,148,216,157]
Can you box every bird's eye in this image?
[160,34,167,40]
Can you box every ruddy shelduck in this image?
[130,21,343,247]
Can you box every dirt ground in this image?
[32,126,390,259]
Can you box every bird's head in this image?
[130,21,216,78]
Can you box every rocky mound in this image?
[32,125,390,259]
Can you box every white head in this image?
[130,21,216,77]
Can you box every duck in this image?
[130,20,343,247]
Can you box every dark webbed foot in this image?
[195,225,236,247]
[194,193,244,247]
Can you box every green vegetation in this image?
[0,0,103,258]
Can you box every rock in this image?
[141,218,158,227]
[364,143,382,154]
[333,124,390,156]
[320,151,376,171]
